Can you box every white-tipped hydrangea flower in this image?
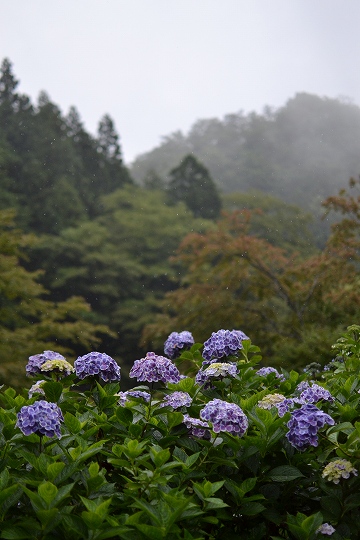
[257,393,294,417]
[256,366,285,381]
[316,523,335,536]
[117,390,151,406]
[164,331,195,360]
[183,414,210,439]
[299,383,334,404]
[129,352,180,384]
[28,380,46,398]
[286,404,334,451]
[322,459,358,484]
[26,350,66,377]
[160,391,192,409]
[202,329,249,364]
[200,398,248,436]
[40,359,75,377]
[16,400,64,438]
[195,362,238,387]
[74,352,121,382]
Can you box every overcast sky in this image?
[1,0,360,164]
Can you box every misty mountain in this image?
[131,93,360,213]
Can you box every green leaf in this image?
[116,407,133,425]
[268,465,304,482]
[46,462,65,483]
[42,382,63,402]
[38,482,58,505]
[64,412,81,434]
[135,524,166,539]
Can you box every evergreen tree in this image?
[167,154,222,219]
[0,58,18,106]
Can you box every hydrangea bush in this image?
[1,325,360,539]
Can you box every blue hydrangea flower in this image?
[202,329,249,363]
[316,523,335,536]
[164,331,195,359]
[16,400,64,438]
[257,393,294,417]
[195,362,238,387]
[26,350,66,377]
[129,352,181,384]
[74,352,121,382]
[286,404,335,451]
[117,391,151,406]
[200,398,248,436]
[256,366,285,381]
[183,414,210,439]
[160,391,192,409]
[299,383,334,404]
[28,380,46,398]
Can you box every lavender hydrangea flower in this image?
[286,404,335,451]
[16,401,64,438]
[257,393,294,417]
[164,331,195,360]
[299,383,334,404]
[322,459,358,484]
[200,398,248,436]
[26,350,66,377]
[256,366,285,381]
[183,414,210,439]
[160,391,192,409]
[316,523,335,536]
[117,391,151,406]
[74,352,121,382]
[129,352,180,384]
[28,380,46,398]
[202,329,249,363]
[195,362,238,387]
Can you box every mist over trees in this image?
[1,57,360,384]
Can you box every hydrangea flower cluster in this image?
[316,523,335,536]
[74,352,121,382]
[40,359,75,377]
[257,393,294,417]
[299,383,334,404]
[16,400,64,438]
[129,352,181,384]
[322,459,358,484]
[28,380,46,398]
[256,366,285,381]
[26,350,66,377]
[195,362,238,386]
[164,331,195,360]
[117,391,151,406]
[202,329,249,363]
[200,398,248,436]
[286,404,334,451]
[160,391,192,409]
[183,414,210,439]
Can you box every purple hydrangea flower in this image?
[164,331,195,360]
[316,523,335,536]
[299,383,334,404]
[160,391,192,409]
[202,329,249,363]
[28,380,46,398]
[257,393,295,417]
[195,362,238,387]
[200,398,248,436]
[26,350,66,377]
[117,391,151,406]
[16,400,64,438]
[74,352,121,382]
[256,366,285,381]
[183,414,210,439]
[286,403,335,451]
[129,352,181,384]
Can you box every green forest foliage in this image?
[1,57,360,384]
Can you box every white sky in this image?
[1,0,360,164]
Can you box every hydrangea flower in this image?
[322,459,358,484]
[257,393,294,417]
[16,401,64,438]
[299,383,334,404]
[74,352,121,382]
[202,329,249,363]
[117,390,151,406]
[286,404,334,451]
[256,366,285,381]
[195,362,238,387]
[183,414,210,439]
[26,350,66,377]
[40,359,74,377]
[316,523,335,536]
[28,380,46,398]
[160,391,192,409]
[129,352,181,384]
[164,331,195,359]
[200,398,248,436]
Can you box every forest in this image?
[1,57,360,388]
